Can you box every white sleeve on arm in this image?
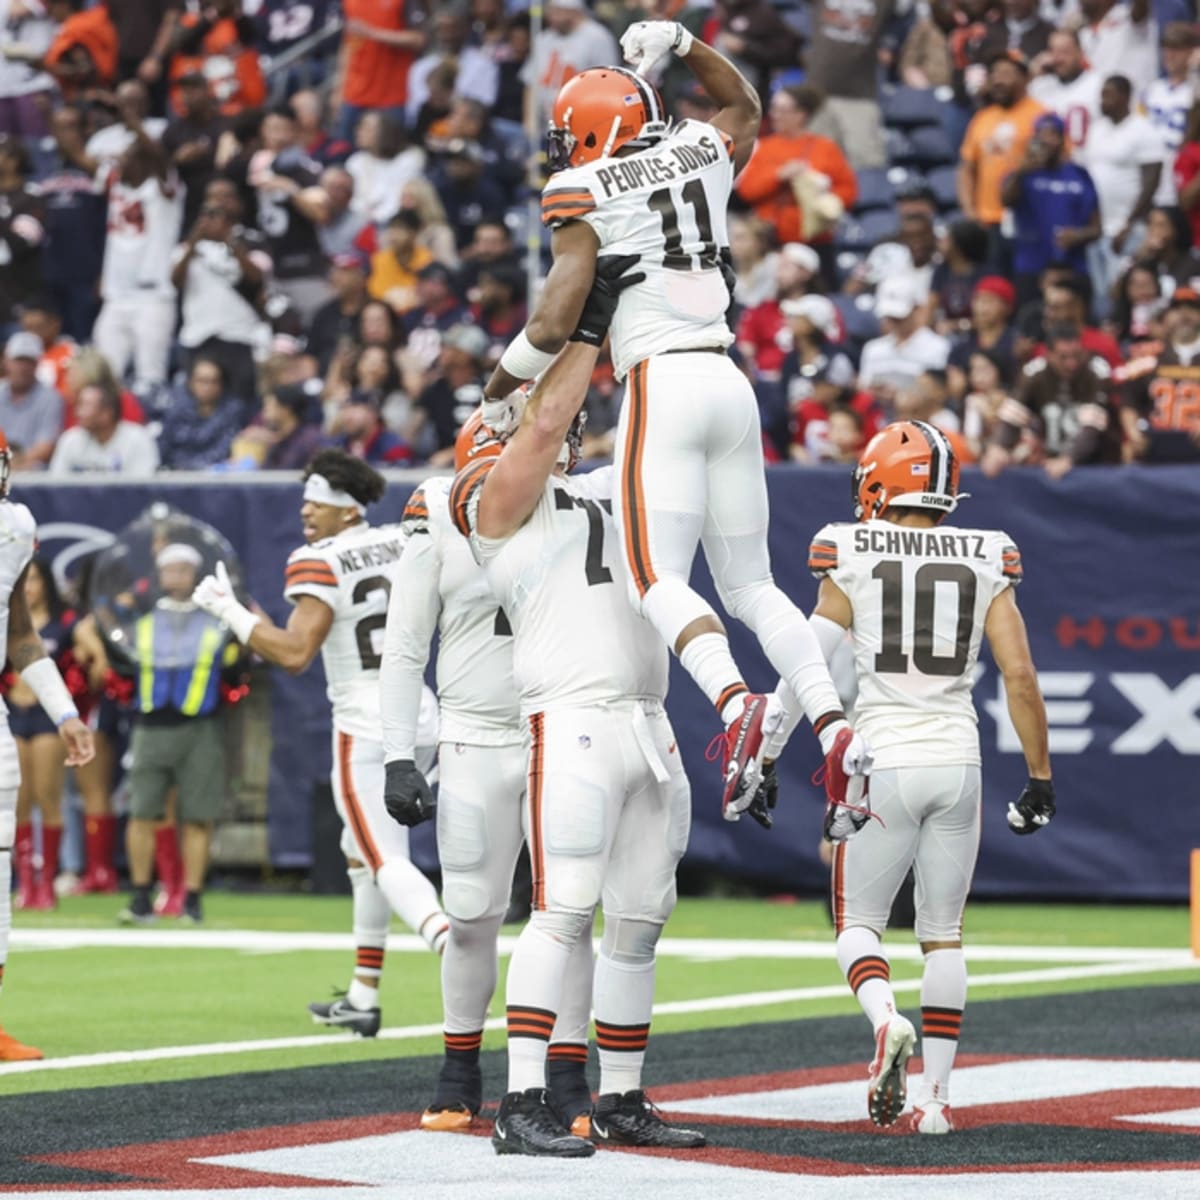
[763,613,849,760]
[380,529,443,764]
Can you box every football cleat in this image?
[117,892,156,926]
[707,694,775,820]
[0,1026,43,1062]
[154,886,186,918]
[308,995,382,1038]
[548,1055,593,1131]
[182,893,203,925]
[867,1015,917,1127]
[909,1100,954,1134]
[817,725,875,841]
[492,1087,596,1157]
[590,1090,707,1148]
[421,1055,483,1131]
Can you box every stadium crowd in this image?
[0,0,1198,482]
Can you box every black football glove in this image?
[1007,777,1055,835]
[745,759,778,830]
[384,759,435,827]
[570,253,646,346]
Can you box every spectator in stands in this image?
[710,0,802,105]
[948,275,1019,396]
[162,71,228,231]
[83,79,166,174]
[978,0,1053,65]
[471,264,526,358]
[252,0,334,92]
[328,367,413,466]
[233,105,330,324]
[734,84,857,253]
[1144,23,1199,208]
[48,378,158,475]
[958,51,1046,269]
[345,112,424,227]
[412,322,489,464]
[92,124,182,395]
[18,299,74,402]
[737,243,823,386]
[1002,113,1100,305]
[962,347,1014,458]
[106,0,179,90]
[315,166,367,259]
[1081,75,1163,305]
[157,358,244,470]
[984,322,1121,476]
[167,0,265,118]
[172,198,269,411]
[897,0,954,91]
[1124,206,1200,293]
[0,134,43,334]
[335,0,427,141]
[932,219,991,333]
[401,262,470,370]
[1030,274,1124,367]
[1120,286,1200,462]
[256,381,325,470]
[0,0,56,138]
[1108,262,1168,348]
[63,346,144,428]
[1078,0,1159,98]
[728,215,778,311]
[895,368,964,439]
[410,56,456,143]
[120,542,240,925]
[858,276,952,404]
[491,9,530,126]
[1028,29,1101,151]
[38,106,106,341]
[398,177,459,267]
[456,217,520,294]
[434,94,525,201]
[0,332,62,471]
[407,4,499,124]
[525,0,618,124]
[427,137,506,253]
[291,88,350,166]
[12,0,119,102]
[368,210,433,314]
[1173,102,1200,251]
[825,405,869,464]
[805,0,893,169]
[309,251,369,374]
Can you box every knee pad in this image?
[716,575,779,630]
[638,576,717,649]
[599,917,663,966]
[529,907,593,949]
[442,874,495,922]
[346,864,373,889]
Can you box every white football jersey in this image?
[1143,77,1196,204]
[388,476,520,746]
[810,520,1021,770]
[284,521,407,739]
[0,501,36,718]
[1029,69,1102,151]
[541,119,736,380]
[455,464,668,714]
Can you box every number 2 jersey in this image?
[452,464,668,714]
[541,118,736,380]
[284,522,406,740]
[809,520,1022,770]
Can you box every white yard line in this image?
[10,927,1196,965]
[0,954,1191,1078]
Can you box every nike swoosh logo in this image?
[495,1123,507,1140]
[725,760,739,784]
[592,1124,610,1140]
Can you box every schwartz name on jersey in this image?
[284,522,406,739]
[541,119,736,379]
[810,520,1023,770]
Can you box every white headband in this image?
[304,473,364,512]
[156,543,204,570]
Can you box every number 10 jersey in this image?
[284,522,408,738]
[809,520,1023,770]
[540,118,736,380]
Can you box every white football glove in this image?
[192,562,260,644]
[481,391,527,439]
[620,20,693,79]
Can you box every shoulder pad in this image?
[808,524,841,578]
[541,169,599,228]
[401,485,430,536]
[284,546,337,592]
[449,459,497,538]
[999,536,1023,585]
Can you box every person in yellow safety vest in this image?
[119,542,240,927]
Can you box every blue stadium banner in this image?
[24,465,1200,900]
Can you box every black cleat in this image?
[421,1056,483,1131]
[117,891,155,926]
[548,1056,593,1134]
[590,1090,707,1148]
[308,994,381,1038]
[492,1087,596,1157]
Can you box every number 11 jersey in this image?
[809,520,1022,769]
[540,118,736,380]
[284,522,408,738]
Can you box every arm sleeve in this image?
[379,525,442,763]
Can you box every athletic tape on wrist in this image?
[19,657,78,727]
[498,329,556,383]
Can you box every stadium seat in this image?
[857,208,900,246]
[926,164,960,211]
[835,251,865,288]
[885,127,914,164]
[880,85,944,130]
[905,125,957,169]
[852,168,894,214]
[831,293,880,347]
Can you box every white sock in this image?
[505,918,572,1092]
[442,913,503,1033]
[551,917,594,1045]
[920,948,967,1103]
[0,849,10,994]
[836,926,896,1029]
[678,632,748,725]
[347,979,379,1010]
[348,864,389,990]
[375,858,447,951]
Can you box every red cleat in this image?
[154,887,186,918]
[707,694,770,820]
[815,726,876,841]
[29,876,57,911]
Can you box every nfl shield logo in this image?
[578,735,591,749]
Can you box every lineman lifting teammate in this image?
[0,429,95,1060]
[483,20,870,819]
[191,450,448,1035]
[767,420,1056,1134]
[453,261,706,1157]
[378,420,596,1135]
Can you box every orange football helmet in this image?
[454,409,504,473]
[852,420,960,522]
[547,66,668,172]
[0,428,10,499]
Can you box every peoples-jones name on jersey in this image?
[335,538,404,574]
[853,528,987,560]
[593,135,723,198]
